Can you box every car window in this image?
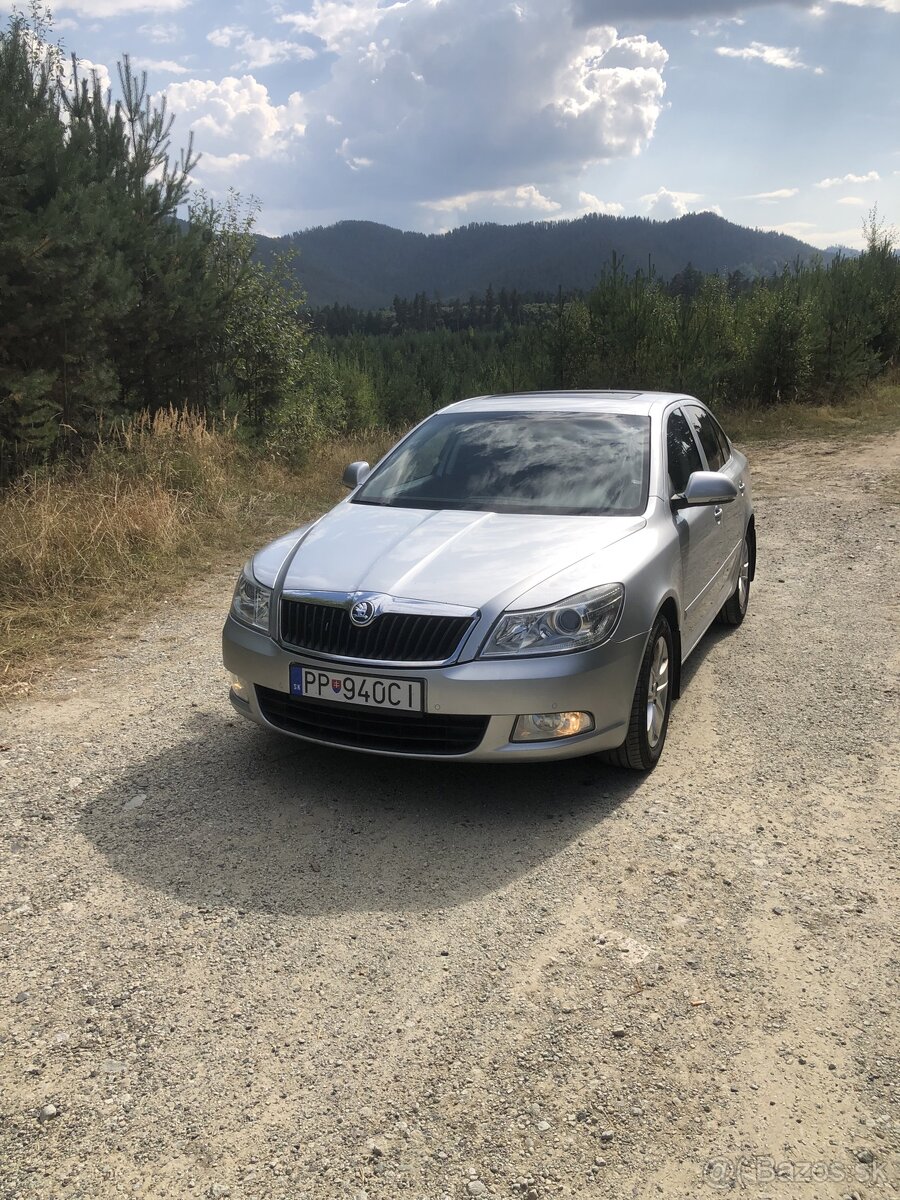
[666,408,703,495]
[708,412,732,466]
[353,410,651,516]
[686,404,727,472]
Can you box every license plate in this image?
[289,663,424,712]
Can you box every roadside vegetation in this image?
[316,234,900,429]
[1,9,899,694]
[0,410,394,692]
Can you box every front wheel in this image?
[602,615,674,771]
[717,532,751,627]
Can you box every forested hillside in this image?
[254,213,836,308]
[306,242,900,430]
[2,9,899,488]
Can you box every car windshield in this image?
[353,411,651,516]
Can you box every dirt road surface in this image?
[2,435,899,1200]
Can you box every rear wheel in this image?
[602,615,673,771]
[717,532,751,627]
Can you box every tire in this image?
[717,531,751,627]
[602,615,674,771]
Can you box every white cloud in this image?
[18,29,112,95]
[764,221,869,249]
[197,152,252,173]
[422,184,562,214]
[815,170,880,187]
[577,191,625,215]
[55,0,186,16]
[420,182,638,227]
[742,187,800,201]
[337,137,373,170]
[832,0,900,10]
[690,15,745,34]
[137,21,179,43]
[207,26,239,49]
[715,42,820,70]
[207,27,317,69]
[159,76,306,163]
[641,186,709,218]
[762,220,817,236]
[573,0,899,16]
[836,195,867,205]
[276,3,668,212]
[235,36,316,69]
[67,54,112,96]
[279,0,412,53]
[133,57,189,76]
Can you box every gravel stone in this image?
[2,434,899,1198]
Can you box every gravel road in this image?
[2,434,899,1200]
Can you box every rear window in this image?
[686,405,729,472]
[354,411,651,516]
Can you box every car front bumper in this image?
[222,614,647,762]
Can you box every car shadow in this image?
[79,711,647,918]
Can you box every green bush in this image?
[265,350,348,465]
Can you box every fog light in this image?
[230,674,251,702]
[511,711,594,742]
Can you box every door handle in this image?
[738,480,746,493]
[714,505,723,521]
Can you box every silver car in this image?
[223,391,754,769]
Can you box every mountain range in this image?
[254,211,839,310]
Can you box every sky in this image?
[24,0,900,246]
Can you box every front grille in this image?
[280,599,473,663]
[256,687,489,756]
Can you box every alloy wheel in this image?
[646,635,670,749]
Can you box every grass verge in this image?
[0,409,393,698]
[723,376,900,442]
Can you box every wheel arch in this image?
[746,513,757,581]
[656,595,682,700]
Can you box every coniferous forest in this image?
[2,9,899,485]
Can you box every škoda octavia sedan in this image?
[223,391,754,769]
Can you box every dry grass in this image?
[723,375,900,443]
[0,409,393,697]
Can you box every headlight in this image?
[480,584,625,658]
[231,564,272,633]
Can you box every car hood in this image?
[276,502,645,609]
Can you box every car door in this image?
[705,409,747,559]
[665,406,723,651]
[684,404,744,609]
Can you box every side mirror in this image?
[342,461,370,490]
[673,471,738,510]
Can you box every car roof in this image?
[443,390,699,417]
